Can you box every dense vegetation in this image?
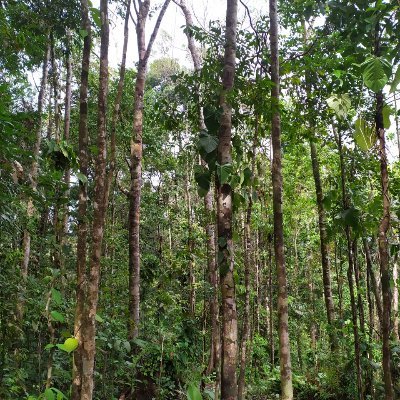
[0,0,400,399]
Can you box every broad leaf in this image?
[51,288,62,306]
[187,382,202,400]
[44,388,55,400]
[76,172,88,184]
[50,310,65,323]
[217,163,232,185]
[198,130,218,154]
[390,65,400,93]
[382,105,391,129]
[362,56,391,92]
[63,337,78,353]
[326,94,351,118]
[354,118,376,151]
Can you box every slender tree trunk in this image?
[71,1,91,397]
[309,140,336,349]
[128,0,171,341]
[270,0,293,398]
[176,1,220,385]
[62,29,72,257]
[238,203,252,400]
[376,89,394,400]
[268,234,275,369]
[238,118,257,400]
[18,43,50,322]
[393,259,399,341]
[363,238,383,326]
[335,126,362,400]
[79,0,109,398]
[218,1,238,399]
[104,0,131,211]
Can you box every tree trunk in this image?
[104,0,131,211]
[218,1,238,399]
[376,89,394,400]
[363,238,383,326]
[309,140,336,350]
[238,117,257,400]
[71,1,91,397]
[79,0,109,398]
[176,1,220,384]
[335,126,362,400]
[18,43,50,322]
[237,205,252,400]
[128,0,171,342]
[270,0,293,398]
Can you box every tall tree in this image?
[175,0,220,386]
[18,43,50,321]
[269,0,293,398]
[128,0,171,341]
[217,1,238,399]
[79,0,109,397]
[71,0,91,397]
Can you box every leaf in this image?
[76,172,88,184]
[90,7,101,27]
[341,207,360,230]
[123,340,131,353]
[217,163,232,185]
[95,314,104,323]
[187,382,202,400]
[79,29,88,38]
[51,288,62,306]
[194,166,211,191]
[390,65,400,93]
[354,118,376,151]
[132,338,148,348]
[382,105,391,129]
[63,337,79,353]
[326,94,351,118]
[44,343,55,350]
[198,130,218,154]
[218,236,227,248]
[362,56,390,92]
[50,311,65,323]
[44,388,55,400]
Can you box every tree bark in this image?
[79,0,109,398]
[128,0,171,341]
[104,0,131,211]
[71,1,91,397]
[270,0,293,398]
[363,238,383,326]
[376,89,394,400]
[335,126,363,400]
[309,140,336,350]
[175,1,220,385]
[217,1,238,399]
[18,42,50,322]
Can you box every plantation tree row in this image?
[0,0,399,399]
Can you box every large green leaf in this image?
[187,382,202,400]
[362,56,391,92]
[50,310,65,323]
[354,118,376,151]
[326,93,351,118]
[390,65,400,93]
[382,105,391,129]
[51,288,62,306]
[198,130,218,154]
[217,163,232,185]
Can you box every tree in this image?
[269,0,293,398]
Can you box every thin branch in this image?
[144,0,171,63]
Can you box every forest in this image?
[0,0,400,399]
